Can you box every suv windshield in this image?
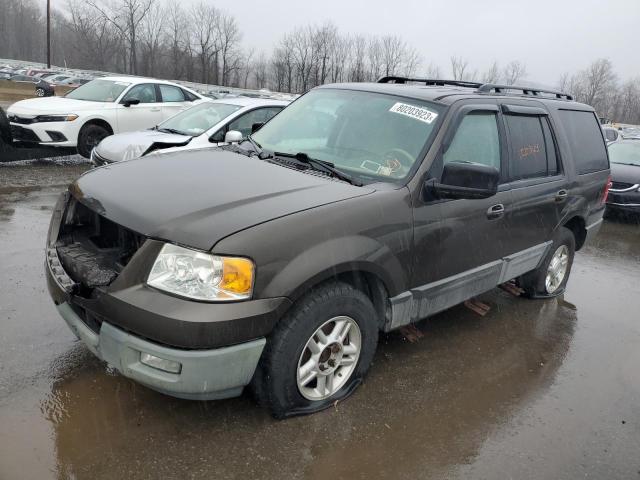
[609,141,640,166]
[252,88,444,181]
[159,102,242,136]
[65,79,130,102]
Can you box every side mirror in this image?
[251,122,264,134]
[425,162,499,200]
[224,130,243,144]
[121,98,140,107]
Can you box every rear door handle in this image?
[487,203,505,219]
[555,190,568,202]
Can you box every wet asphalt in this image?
[0,164,639,480]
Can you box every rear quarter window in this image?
[558,110,609,174]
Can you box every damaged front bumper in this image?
[54,299,265,400]
[45,192,290,400]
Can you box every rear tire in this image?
[77,123,110,158]
[35,87,45,97]
[252,281,379,419]
[519,227,575,298]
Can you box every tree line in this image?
[1,0,639,123]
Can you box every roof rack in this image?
[377,76,483,89]
[377,76,574,101]
[477,83,573,100]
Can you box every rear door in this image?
[158,84,193,121]
[500,103,568,254]
[116,83,163,133]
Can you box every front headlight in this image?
[34,114,78,123]
[147,244,254,301]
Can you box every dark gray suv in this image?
[45,78,611,418]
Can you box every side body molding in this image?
[386,242,552,331]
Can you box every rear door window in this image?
[558,110,609,174]
[504,114,559,180]
[159,84,186,102]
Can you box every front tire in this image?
[253,281,379,418]
[519,227,576,298]
[77,123,110,158]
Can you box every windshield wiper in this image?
[245,134,263,154]
[272,151,362,186]
[156,127,188,136]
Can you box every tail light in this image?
[600,176,613,204]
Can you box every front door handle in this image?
[555,190,568,202]
[150,108,161,112]
[487,203,505,219]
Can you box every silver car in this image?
[92,97,289,165]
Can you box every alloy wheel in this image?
[545,245,569,294]
[296,316,362,401]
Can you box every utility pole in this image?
[46,0,51,68]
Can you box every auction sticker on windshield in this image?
[389,103,438,124]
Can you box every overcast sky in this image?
[207,0,639,85]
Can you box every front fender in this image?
[260,235,408,302]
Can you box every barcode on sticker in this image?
[389,103,438,124]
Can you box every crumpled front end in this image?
[45,190,289,400]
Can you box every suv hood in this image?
[95,129,192,163]
[8,97,110,114]
[71,149,374,250]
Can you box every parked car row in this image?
[6,75,291,158]
[42,77,611,418]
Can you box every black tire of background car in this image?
[519,226,576,298]
[251,281,379,419]
[77,123,109,158]
[0,107,12,144]
[35,87,45,97]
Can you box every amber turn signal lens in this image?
[220,257,254,295]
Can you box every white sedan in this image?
[6,76,204,157]
[91,97,289,164]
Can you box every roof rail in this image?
[477,83,573,101]
[377,76,483,89]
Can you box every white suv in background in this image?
[91,97,289,164]
[6,76,204,157]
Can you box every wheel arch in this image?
[276,263,394,332]
[79,118,114,136]
[561,215,587,251]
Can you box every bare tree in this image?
[423,62,442,79]
[482,61,500,83]
[67,0,122,71]
[218,12,241,85]
[349,35,368,82]
[450,56,470,81]
[139,1,164,76]
[189,2,219,84]
[86,0,156,74]
[503,60,527,85]
[163,2,187,80]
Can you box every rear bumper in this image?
[606,202,640,213]
[56,302,265,400]
[606,189,640,213]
